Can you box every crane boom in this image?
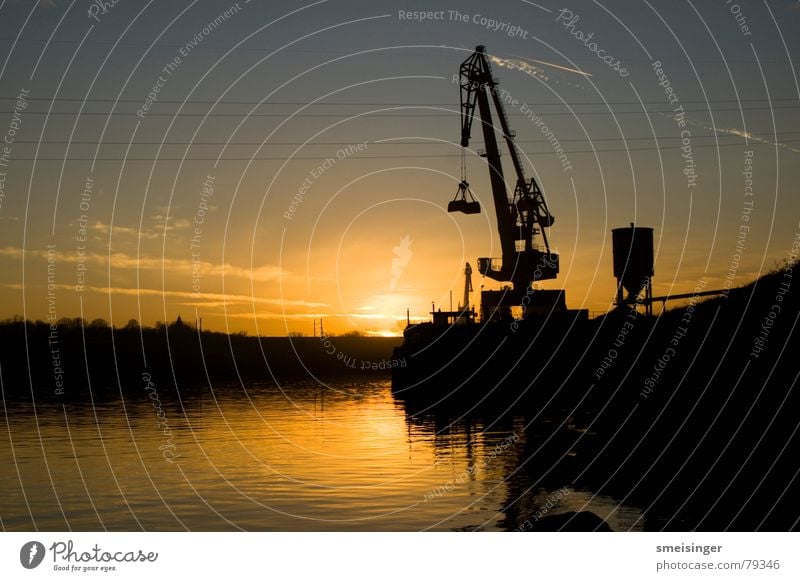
[454,45,558,292]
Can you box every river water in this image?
[0,378,643,531]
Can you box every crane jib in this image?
[451,45,559,290]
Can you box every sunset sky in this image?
[0,0,798,336]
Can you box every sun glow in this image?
[369,329,401,338]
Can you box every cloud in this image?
[490,55,591,79]
[146,213,193,236]
[488,54,591,91]
[337,313,408,321]
[712,126,800,153]
[93,217,192,240]
[665,114,800,153]
[0,246,288,282]
[490,55,551,82]
[94,221,160,240]
[4,282,326,309]
[192,308,408,322]
[390,234,413,291]
[219,312,329,320]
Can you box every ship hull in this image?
[391,313,595,408]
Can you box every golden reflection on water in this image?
[0,379,643,531]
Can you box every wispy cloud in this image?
[711,126,800,153]
[490,55,550,82]
[219,311,328,320]
[663,114,800,153]
[93,217,192,240]
[335,312,408,321]
[94,220,160,240]
[0,247,288,282]
[149,212,193,233]
[389,234,412,291]
[490,55,591,80]
[4,282,326,309]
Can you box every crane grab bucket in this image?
[448,180,481,214]
[448,200,481,214]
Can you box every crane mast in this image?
[452,45,558,294]
[462,262,473,310]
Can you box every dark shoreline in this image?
[0,324,401,399]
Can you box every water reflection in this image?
[0,379,643,531]
[399,397,644,532]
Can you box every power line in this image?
[8,107,799,118]
[2,96,798,106]
[7,141,788,161]
[9,134,800,146]
[0,37,794,64]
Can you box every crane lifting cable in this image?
[448,149,481,214]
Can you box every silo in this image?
[612,224,654,308]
